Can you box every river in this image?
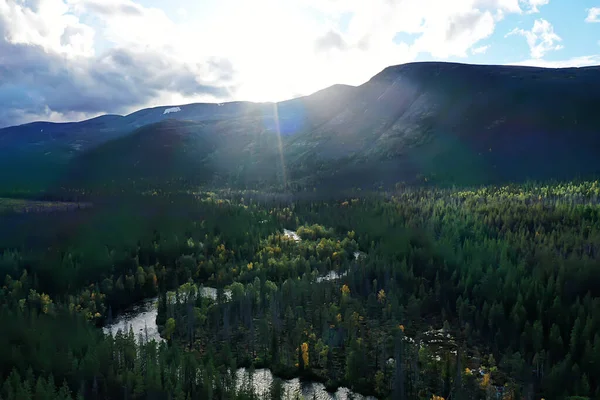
[102,296,163,342]
[104,290,375,399]
[102,229,375,399]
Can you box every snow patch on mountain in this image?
[163,107,182,115]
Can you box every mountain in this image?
[0,83,356,154]
[3,62,600,194]
[65,119,283,190]
[286,62,600,187]
[0,84,355,192]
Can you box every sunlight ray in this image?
[272,102,288,188]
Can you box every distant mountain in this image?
[0,84,355,191]
[0,83,356,154]
[3,62,600,193]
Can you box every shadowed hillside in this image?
[3,62,600,193]
[65,119,285,191]
[0,84,355,192]
[287,62,600,187]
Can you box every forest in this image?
[1,181,600,399]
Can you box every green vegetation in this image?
[1,180,600,399]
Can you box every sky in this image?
[0,0,599,128]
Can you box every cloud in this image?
[521,0,549,14]
[585,7,600,23]
[304,0,521,61]
[0,0,582,129]
[0,0,236,128]
[315,30,348,52]
[412,8,496,58]
[72,0,143,17]
[446,10,489,41]
[506,19,563,59]
[472,44,490,54]
[478,0,521,13]
[0,41,233,127]
[508,55,600,68]
[0,0,95,57]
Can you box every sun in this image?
[210,0,323,102]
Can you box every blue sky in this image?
[432,0,600,66]
[0,0,599,127]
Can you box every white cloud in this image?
[413,8,496,58]
[509,55,600,68]
[317,0,519,57]
[521,0,549,14]
[0,0,236,127]
[69,0,143,17]
[472,44,490,54]
[585,7,600,23]
[293,0,526,82]
[0,0,95,57]
[506,19,563,59]
[69,0,181,54]
[0,0,579,127]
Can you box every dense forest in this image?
[1,181,600,399]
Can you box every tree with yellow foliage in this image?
[301,342,309,368]
[377,289,386,303]
[480,372,490,389]
[341,284,350,296]
[481,372,496,400]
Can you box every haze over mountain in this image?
[2,61,600,194]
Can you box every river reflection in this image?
[102,287,228,343]
[102,297,162,342]
[236,368,376,400]
[103,282,377,399]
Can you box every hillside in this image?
[287,62,600,187]
[4,62,600,193]
[0,84,355,192]
[65,119,284,190]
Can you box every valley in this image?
[2,181,600,399]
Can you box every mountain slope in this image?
[65,118,286,190]
[0,84,355,192]
[287,62,600,187]
[0,83,356,154]
[4,61,600,193]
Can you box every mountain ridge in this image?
[2,61,600,193]
[3,61,600,132]
[0,83,357,131]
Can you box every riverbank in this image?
[104,293,378,400]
